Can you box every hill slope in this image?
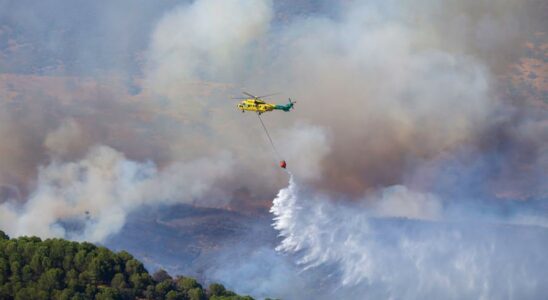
[0,230,257,300]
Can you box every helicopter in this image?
[234,92,296,115]
[234,92,295,169]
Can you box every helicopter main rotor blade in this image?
[257,92,280,99]
[242,91,258,99]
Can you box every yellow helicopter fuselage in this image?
[237,99,276,114]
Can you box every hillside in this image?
[0,230,258,300]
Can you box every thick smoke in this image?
[0,145,233,242]
[0,0,545,207]
[146,0,273,93]
[140,0,546,201]
[258,1,545,198]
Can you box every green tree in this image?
[56,288,75,300]
[188,287,206,300]
[21,265,33,282]
[4,240,17,256]
[166,290,184,300]
[38,268,64,291]
[95,287,122,300]
[155,280,173,298]
[130,272,152,291]
[0,230,9,240]
[125,259,145,276]
[0,257,9,284]
[63,253,75,271]
[0,234,262,300]
[88,254,115,284]
[15,286,48,300]
[144,284,156,299]
[49,239,67,261]
[40,255,53,271]
[74,250,88,272]
[10,261,21,277]
[30,253,44,274]
[84,284,98,298]
[116,251,133,261]
[177,276,201,291]
[0,282,13,298]
[110,273,127,289]
[208,283,226,296]
[70,292,89,300]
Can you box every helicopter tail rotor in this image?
[288,98,296,110]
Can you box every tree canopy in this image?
[0,230,254,300]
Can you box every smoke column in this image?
[0,145,233,242]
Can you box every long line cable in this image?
[257,114,281,160]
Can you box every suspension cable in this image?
[257,114,281,160]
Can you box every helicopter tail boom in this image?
[274,98,296,112]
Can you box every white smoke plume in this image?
[0,145,233,242]
[146,0,273,98]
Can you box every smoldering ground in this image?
[0,0,546,299]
